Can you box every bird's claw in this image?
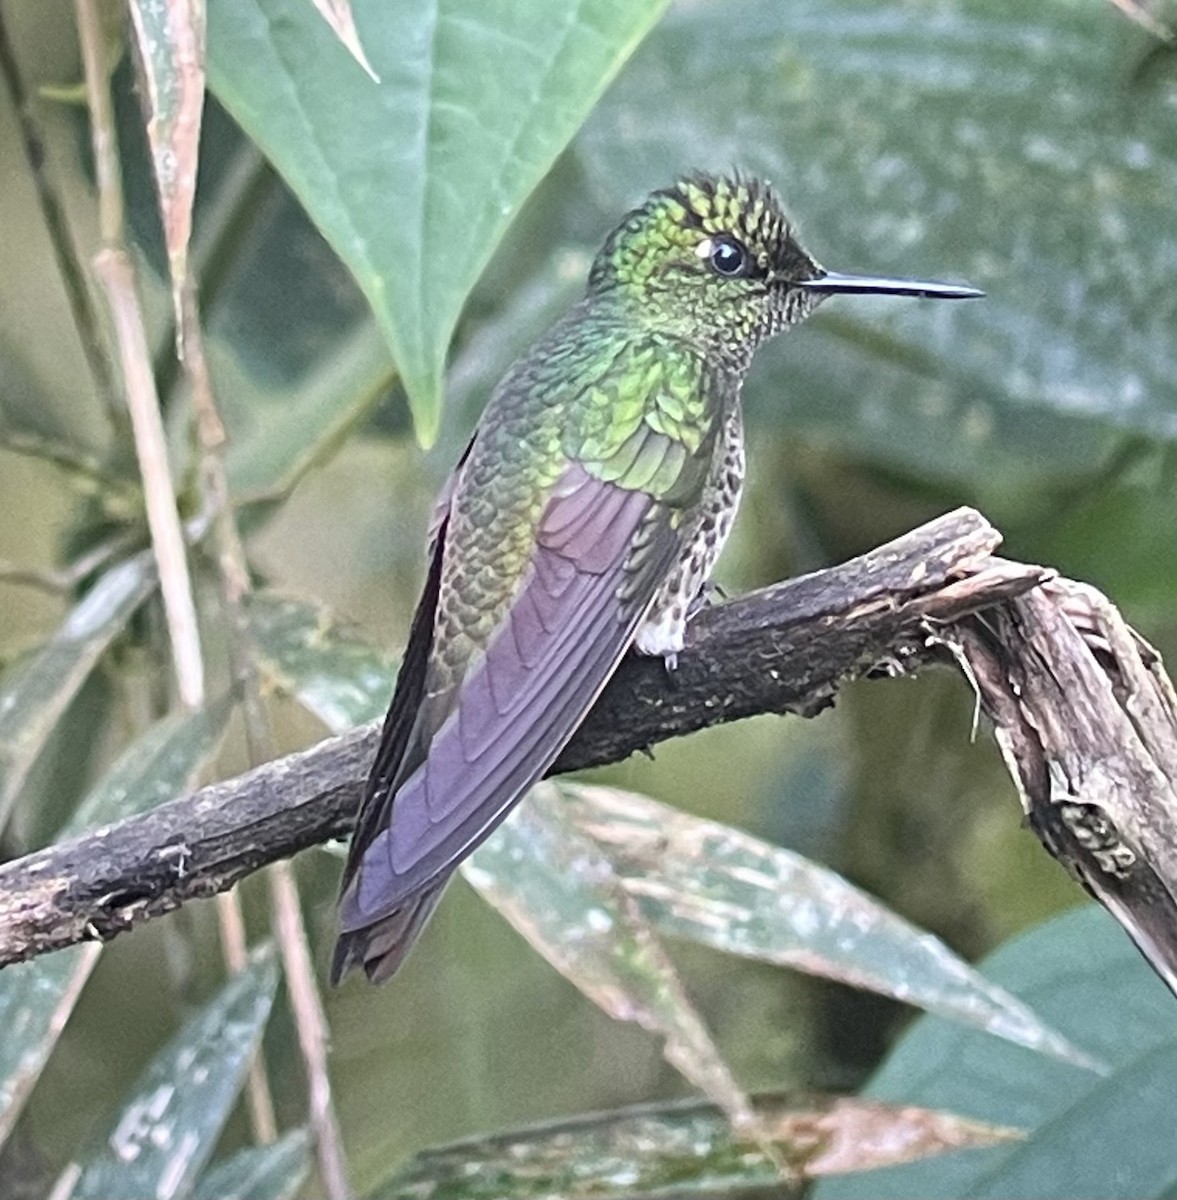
[687,580,727,620]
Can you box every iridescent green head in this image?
[588,172,982,369]
[588,174,817,362]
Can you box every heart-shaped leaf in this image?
[206,0,670,443]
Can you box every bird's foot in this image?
[687,580,728,620]
[633,615,685,672]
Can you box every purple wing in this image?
[333,464,680,983]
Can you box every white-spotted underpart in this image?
[633,404,745,668]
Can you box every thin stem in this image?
[182,274,351,1199]
[75,0,289,1159]
[92,250,205,709]
[74,0,123,247]
[271,860,353,1200]
[154,143,275,404]
[0,2,122,428]
[216,890,280,1144]
[178,275,280,1143]
[0,560,69,595]
[45,1162,81,1200]
[77,0,205,710]
[0,531,139,594]
[0,430,130,495]
[1108,0,1176,42]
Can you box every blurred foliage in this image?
[0,0,1175,1197]
[816,905,1177,1199]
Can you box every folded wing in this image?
[334,461,682,982]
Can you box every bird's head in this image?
[588,173,980,370]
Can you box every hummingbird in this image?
[332,172,981,984]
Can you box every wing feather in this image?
[338,512,447,892]
[339,465,680,945]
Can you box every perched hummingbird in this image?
[333,173,981,983]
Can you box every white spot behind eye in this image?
[694,237,714,259]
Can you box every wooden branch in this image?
[953,578,1177,994]
[0,507,1016,966]
[3,502,1174,996]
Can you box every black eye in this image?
[708,237,748,277]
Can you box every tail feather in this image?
[330,879,448,985]
[331,513,450,986]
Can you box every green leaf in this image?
[0,946,100,1152]
[557,783,1095,1069]
[192,1130,312,1200]
[576,0,1177,486]
[463,782,758,1137]
[307,0,378,82]
[249,591,395,730]
[0,553,155,831]
[814,906,1177,1199]
[372,1094,1018,1199]
[125,0,205,308]
[1012,443,1177,621]
[464,782,758,1138]
[73,948,279,1200]
[219,317,394,501]
[206,0,671,443]
[0,699,233,1151]
[136,102,396,503]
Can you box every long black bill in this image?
[795,270,984,300]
